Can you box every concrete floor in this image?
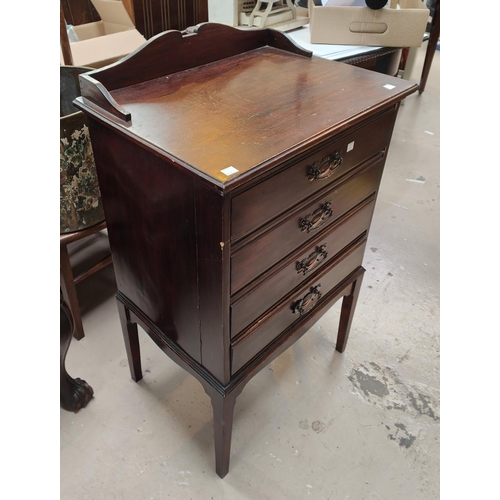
[61,43,440,499]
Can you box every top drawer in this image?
[231,107,397,241]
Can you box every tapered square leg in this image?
[210,391,237,478]
[117,299,143,382]
[336,273,364,353]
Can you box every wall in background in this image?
[61,0,209,39]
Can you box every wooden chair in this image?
[60,63,113,339]
[60,223,112,340]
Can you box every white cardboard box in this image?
[308,0,429,48]
[66,0,146,68]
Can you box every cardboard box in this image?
[308,0,429,47]
[66,0,146,68]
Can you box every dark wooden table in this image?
[75,23,417,477]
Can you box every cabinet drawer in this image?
[231,108,396,241]
[231,238,367,375]
[231,199,374,337]
[231,156,384,294]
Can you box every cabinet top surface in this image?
[77,24,416,188]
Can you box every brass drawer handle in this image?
[292,285,322,316]
[299,202,333,233]
[296,245,328,276]
[307,150,343,182]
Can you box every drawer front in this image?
[231,157,384,294]
[231,238,367,375]
[231,199,375,337]
[231,108,396,241]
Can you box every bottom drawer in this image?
[231,237,367,375]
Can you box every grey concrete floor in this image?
[61,43,440,499]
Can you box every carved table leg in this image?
[60,243,85,340]
[336,272,365,353]
[208,389,238,478]
[60,297,94,412]
[117,298,143,382]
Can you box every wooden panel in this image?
[195,183,232,385]
[231,238,367,374]
[231,108,396,241]
[231,199,375,337]
[132,0,208,39]
[87,117,201,362]
[61,0,101,26]
[231,157,385,294]
[93,24,269,93]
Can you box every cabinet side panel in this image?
[88,118,201,362]
[194,183,231,385]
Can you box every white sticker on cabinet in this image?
[221,166,239,175]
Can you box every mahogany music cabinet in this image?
[75,23,417,478]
